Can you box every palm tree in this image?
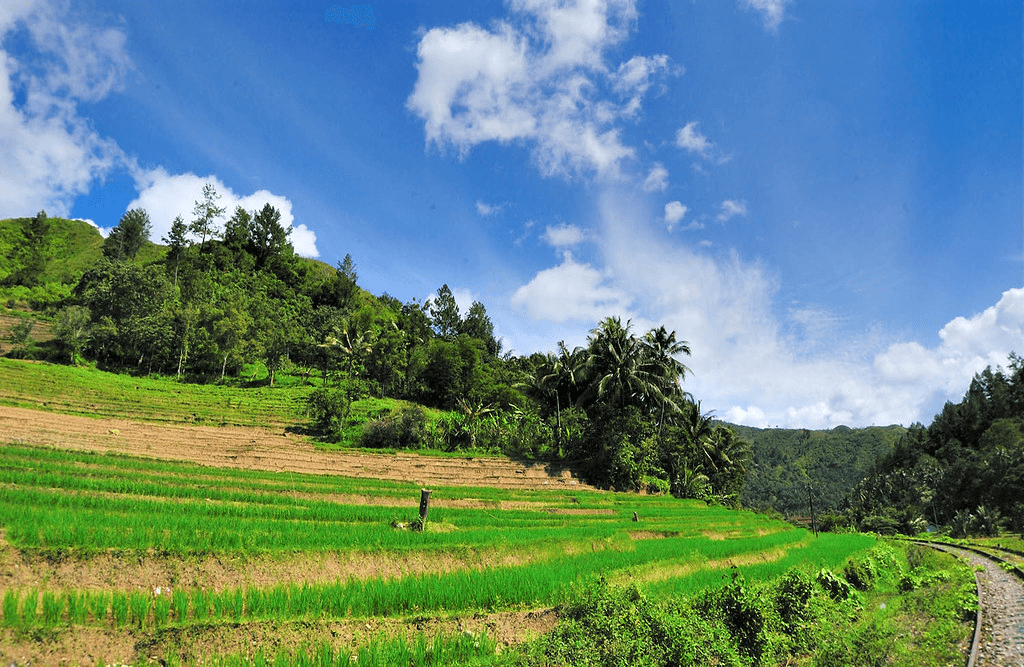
[642,325,692,434]
[578,316,661,412]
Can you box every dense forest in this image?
[839,355,1024,536]
[738,424,905,517]
[0,195,750,501]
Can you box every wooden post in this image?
[807,485,817,537]
[419,489,432,525]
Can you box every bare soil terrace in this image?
[0,405,592,490]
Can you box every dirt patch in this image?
[0,534,558,594]
[546,508,615,515]
[0,405,593,490]
[0,608,560,667]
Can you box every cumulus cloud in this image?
[541,222,586,248]
[0,0,129,216]
[511,189,1024,429]
[663,200,687,230]
[717,199,747,222]
[511,253,630,323]
[741,0,790,31]
[407,0,668,178]
[642,162,668,193]
[128,168,319,257]
[675,121,712,156]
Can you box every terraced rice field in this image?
[0,438,875,665]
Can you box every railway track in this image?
[913,539,1024,666]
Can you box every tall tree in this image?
[223,206,252,255]
[52,305,91,365]
[578,316,660,413]
[248,203,292,270]
[162,215,189,287]
[103,208,152,262]
[190,183,225,253]
[429,284,461,339]
[642,326,692,433]
[461,301,501,356]
[9,210,50,286]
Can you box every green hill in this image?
[735,423,906,516]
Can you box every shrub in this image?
[360,406,429,449]
[305,386,350,441]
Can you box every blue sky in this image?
[1,0,1021,428]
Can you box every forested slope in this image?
[736,424,905,516]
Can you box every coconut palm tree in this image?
[642,325,692,434]
[578,316,662,413]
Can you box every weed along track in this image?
[920,542,1024,666]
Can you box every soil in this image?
[0,405,592,490]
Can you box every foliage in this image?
[360,405,429,449]
[844,354,1024,535]
[306,386,351,441]
[103,208,152,262]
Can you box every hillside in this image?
[735,423,905,516]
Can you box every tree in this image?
[429,284,461,339]
[223,206,252,255]
[5,318,35,358]
[103,208,152,262]
[163,215,190,287]
[248,203,292,270]
[641,326,691,433]
[8,210,50,286]
[578,317,661,413]
[461,300,501,356]
[190,183,226,252]
[335,254,359,310]
[52,305,91,364]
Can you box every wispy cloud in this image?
[741,0,790,32]
[541,222,586,248]
[642,162,668,193]
[0,0,129,216]
[717,199,747,222]
[675,121,713,156]
[663,200,688,231]
[476,200,503,216]
[407,0,669,179]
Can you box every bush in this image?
[360,406,429,449]
[306,386,350,441]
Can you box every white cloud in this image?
[476,200,503,216]
[717,199,747,222]
[675,121,712,156]
[0,0,128,217]
[741,0,790,31]
[663,200,687,230]
[541,222,586,248]
[128,168,319,258]
[641,162,668,193]
[510,189,1024,429]
[511,253,630,323]
[407,0,668,178]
